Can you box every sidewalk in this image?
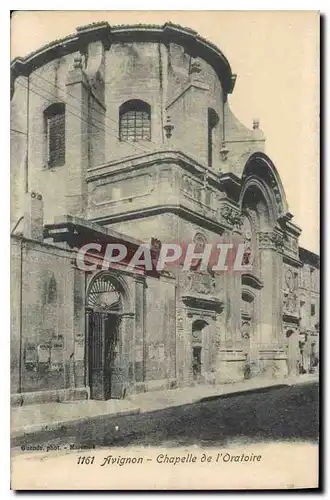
[128,373,318,411]
[11,373,318,440]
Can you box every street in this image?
[12,381,319,451]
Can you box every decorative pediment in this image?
[283,312,300,324]
[182,295,223,312]
[241,272,263,290]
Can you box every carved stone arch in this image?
[244,206,259,231]
[86,270,131,313]
[240,152,289,221]
[240,175,276,231]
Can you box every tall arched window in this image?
[44,103,65,167]
[208,108,219,168]
[119,100,151,142]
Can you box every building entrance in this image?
[192,346,202,380]
[286,329,298,376]
[191,319,208,382]
[88,312,122,400]
[86,273,125,400]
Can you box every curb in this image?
[11,408,141,442]
[198,383,290,403]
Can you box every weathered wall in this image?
[11,237,75,397]
[144,276,176,387]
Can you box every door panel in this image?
[107,315,123,399]
[192,346,202,381]
[88,312,124,400]
[89,312,106,400]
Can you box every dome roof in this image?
[11,21,236,94]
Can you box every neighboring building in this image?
[10,22,320,405]
[298,247,320,374]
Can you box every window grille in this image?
[119,100,151,142]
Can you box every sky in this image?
[10,11,320,253]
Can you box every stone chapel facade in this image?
[10,22,319,405]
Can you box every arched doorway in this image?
[286,329,298,376]
[191,319,208,382]
[86,272,127,400]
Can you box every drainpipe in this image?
[25,74,30,193]
[18,237,23,396]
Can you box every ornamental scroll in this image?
[183,271,216,296]
[283,269,299,315]
[258,231,285,252]
[220,206,244,231]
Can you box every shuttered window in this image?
[44,103,65,167]
[208,108,219,168]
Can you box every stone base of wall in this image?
[130,378,178,394]
[258,349,289,379]
[215,350,247,384]
[11,387,89,407]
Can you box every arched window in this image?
[190,233,207,271]
[208,108,219,168]
[119,100,151,142]
[44,103,65,167]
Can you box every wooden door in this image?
[88,312,124,400]
[88,311,106,400]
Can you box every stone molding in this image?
[258,230,285,251]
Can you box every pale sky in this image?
[11,11,320,253]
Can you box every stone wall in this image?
[144,276,176,390]
[10,236,81,404]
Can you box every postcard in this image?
[10,10,320,490]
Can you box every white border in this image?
[3,3,326,498]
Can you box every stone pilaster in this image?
[120,312,135,394]
[65,58,90,217]
[224,226,242,348]
[258,231,284,346]
[176,306,191,386]
[72,265,86,390]
[258,230,287,377]
[134,276,146,384]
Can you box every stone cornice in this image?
[11,22,235,95]
[282,253,303,268]
[86,150,226,190]
[182,295,224,312]
[282,312,300,324]
[89,203,228,235]
[10,233,74,259]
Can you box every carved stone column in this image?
[134,276,146,384]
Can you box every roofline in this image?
[10,21,236,94]
[299,246,320,268]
